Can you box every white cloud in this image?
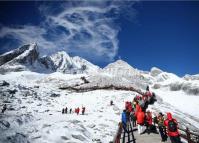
[0,1,136,62]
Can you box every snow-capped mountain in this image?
[39,51,99,74]
[0,44,99,74]
[102,60,140,77]
[0,44,39,73]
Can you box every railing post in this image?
[196,135,199,143]
[186,127,191,143]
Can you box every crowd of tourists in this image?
[121,86,182,143]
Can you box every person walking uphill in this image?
[137,108,145,134]
[122,110,128,133]
[164,112,181,143]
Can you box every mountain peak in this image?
[0,44,38,66]
[150,67,163,77]
[104,59,137,70]
[102,59,139,76]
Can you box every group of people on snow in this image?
[121,86,182,143]
[62,106,86,115]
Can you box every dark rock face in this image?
[0,44,39,73]
[0,45,30,66]
[38,56,56,70]
[0,44,39,66]
[0,81,10,86]
[0,120,10,129]
[6,133,29,143]
[15,45,39,65]
[50,93,61,97]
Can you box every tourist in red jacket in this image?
[127,103,133,113]
[164,112,181,143]
[145,110,153,134]
[137,108,145,134]
[135,101,141,117]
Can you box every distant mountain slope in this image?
[0,44,99,74]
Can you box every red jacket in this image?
[164,112,180,136]
[137,110,145,125]
[135,104,141,117]
[145,91,152,97]
[128,103,132,112]
[146,112,152,125]
[125,101,129,110]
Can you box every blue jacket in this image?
[122,112,127,124]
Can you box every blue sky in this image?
[0,1,199,76]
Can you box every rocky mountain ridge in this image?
[0,44,99,74]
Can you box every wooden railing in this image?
[110,121,136,143]
[111,122,199,143]
[111,122,123,143]
[178,127,199,143]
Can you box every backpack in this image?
[168,119,177,132]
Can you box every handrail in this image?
[111,122,123,143]
[178,127,199,143]
[111,121,136,143]
[153,123,199,143]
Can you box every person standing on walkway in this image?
[137,108,145,134]
[122,109,128,133]
[158,112,167,142]
[145,110,153,134]
[164,112,181,143]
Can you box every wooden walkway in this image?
[120,121,171,143]
[133,130,171,143]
